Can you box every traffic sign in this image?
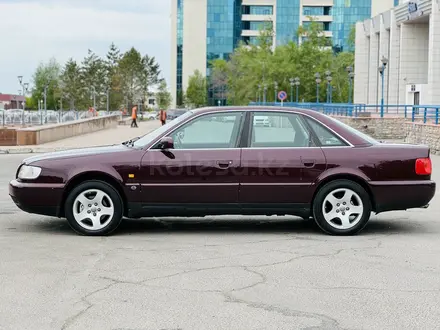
[278,91,287,101]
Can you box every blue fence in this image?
[249,102,440,125]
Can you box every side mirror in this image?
[158,136,174,150]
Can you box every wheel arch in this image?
[312,174,376,212]
[59,171,128,217]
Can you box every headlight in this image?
[17,165,42,180]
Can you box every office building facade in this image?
[354,0,440,106]
[171,0,388,107]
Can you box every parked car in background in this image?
[167,109,187,121]
[9,106,435,236]
[253,115,271,127]
[144,111,158,120]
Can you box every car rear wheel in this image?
[313,180,372,235]
[65,180,124,236]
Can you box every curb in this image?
[0,147,68,155]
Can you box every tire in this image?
[65,180,124,236]
[312,179,372,236]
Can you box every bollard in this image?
[404,105,407,118]
[423,108,427,124]
[412,107,415,122]
[436,108,439,125]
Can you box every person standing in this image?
[159,109,167,125]
[131,105,138,128]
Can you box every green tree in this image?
[118,47,145,105]
[106,43,124,110]
[141,55,162,101]
[347,25,356,52]
[25,96,37,110]
[185,70,207,108]
[211,20,354,105]
[156,80,172,109]
[30,58,61,110]
[209,59,228,104]
[80,49,108,109]
[60,58,81,109]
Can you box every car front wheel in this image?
[312,180,372,235]
[65,180,124,236]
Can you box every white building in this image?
[354,0,440,106]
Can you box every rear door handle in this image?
[216,160,233,169]
[301,159,315,168]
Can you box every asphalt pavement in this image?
[1,154,440,330]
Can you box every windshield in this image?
[327,116,379,145]
[132,110,193,148]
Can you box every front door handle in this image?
[216,160,233,169]
[301,158,316,168]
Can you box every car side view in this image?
[9,106,436,236]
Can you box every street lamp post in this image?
[263,84,268,104]
[289,78,294,103]
[325,71,332,103]
[274,81,278,103]
[106,88,110,112]
[294,77,300,103]
[346,66,355,104]
[43,85,48,111]
[378,56,388,117]
[315,73,321,103]
[258,84,262,103]
[18,76,29,125]
[91,86,96,111]
[40,100,43,124]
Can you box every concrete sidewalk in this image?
[0,120,160,154]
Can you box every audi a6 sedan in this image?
[9,106,435,236]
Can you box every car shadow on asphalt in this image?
[21,216,434,237]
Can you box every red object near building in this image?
[0,94,26,110]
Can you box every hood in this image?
[24,144,133,164]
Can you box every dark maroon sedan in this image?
[9,106,435,236]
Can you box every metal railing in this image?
[249,102,440,124]
[0,109,123,127]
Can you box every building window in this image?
[244,21,273,30]
[243,5,273,15]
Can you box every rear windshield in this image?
[327,116,379,145]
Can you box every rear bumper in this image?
[370,180,436,213]
[9,180,64,217]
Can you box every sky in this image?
[0,0,171,94]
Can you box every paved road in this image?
[1,154,440,330]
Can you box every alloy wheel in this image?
[321,188,364,230]
[72,189,114,231]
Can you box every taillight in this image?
[415,158,432,175]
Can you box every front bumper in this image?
[9,179,65,217]
[370,180,436,213]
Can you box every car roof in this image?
[190,106,371,146]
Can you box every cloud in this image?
[0,0,171,94]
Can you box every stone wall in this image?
[405,122,440,155]
[0,128,17,146]
[14,115,119,146]
[331,116,408,140]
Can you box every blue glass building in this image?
[206,0,242,105]
[331,0,371,52]
[276,0,301,46]
[172,0,398,107]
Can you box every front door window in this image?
[169,112,243,149]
